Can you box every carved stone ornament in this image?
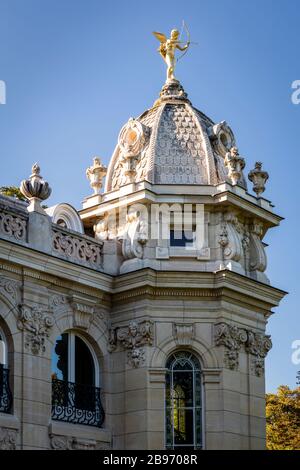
[121,207,148,260]
[0,209,27,241]
[18,304,54,355]
[118,118,147,158]
[0,277,18,302]
[86,157,107,195]
[52,227,103,268]
[218,213,243,263]
[249,221,267,273]
[208,121,236,158]
[174,323,194,346]
[20,163,52,213]
[214,322,272,375]
[246,331,272,377]
[224,147,246,186]
[50,434,109,450]
[71,301,95,330]
[214,322,247,370]
[118,118,149,185]
[0,427,18,450]
[108,320,153,368]
[49,294,68,311]
[248,161,269,197]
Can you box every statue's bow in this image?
[177,21,191,62]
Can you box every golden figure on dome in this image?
[153,25,190,81]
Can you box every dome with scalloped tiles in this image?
[105,79,246,191]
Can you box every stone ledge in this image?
[0,413,20,431]
[49,420,111,443]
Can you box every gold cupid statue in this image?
[153,25,190,81]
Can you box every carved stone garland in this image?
[108,320,153,368]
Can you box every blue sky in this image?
[0,0,299,392]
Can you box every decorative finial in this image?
[153,24,191,82]
[224,147,246,186]
[20,163,52,213]
[248,162,269,197]
[86,157,107,195]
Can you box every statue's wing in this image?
[152,31,167,43]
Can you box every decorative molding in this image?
[108,320,153,368]
[173,323,194,346]
[113,287,223,303]
[18,305,54,355]
[0,427,17,450]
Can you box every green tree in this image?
[266,385,300,450]
[0,185,27,201]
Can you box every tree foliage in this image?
[0,186,27,201]
[266,385,300,450]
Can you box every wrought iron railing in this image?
[51,379,105,428]
[0,365,13,414]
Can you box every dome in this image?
[105,79,246,191]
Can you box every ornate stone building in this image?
[0,76,286,450]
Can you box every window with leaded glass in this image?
[165,351,202,449]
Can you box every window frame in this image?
[165,351,203,450]
[52,331,100,388]
[0,327,8,366]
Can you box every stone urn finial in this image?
[20,163,52,213]
[86,157,107,195]
[248,162,269,197]
[224,147,246,186]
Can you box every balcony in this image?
[51,379,105,428]
[0,365,13,414]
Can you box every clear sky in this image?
[0,0,299,392]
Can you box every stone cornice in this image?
[0,239,287,314]
[112,268,287,312]
[79,183,282,229]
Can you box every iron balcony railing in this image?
[51,378,105,428]
[0,365,13,414]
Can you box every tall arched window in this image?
[51,332,104,427]
[0,326,12,414]
[165,351,202,449]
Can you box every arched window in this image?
[0,326,12,414]
[165,351,202,449]
[51,332,104,427]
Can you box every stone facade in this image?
[0,78,286,450]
